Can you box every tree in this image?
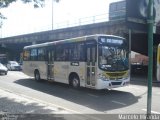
[0,0,45,27]
[0,0,48,28]
[0,0,45,8]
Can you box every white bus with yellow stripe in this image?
[23,34,130,90]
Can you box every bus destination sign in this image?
[100,37,123,45]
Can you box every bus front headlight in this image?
[124,71,129,79]
[98,74,108,81]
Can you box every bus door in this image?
[86,41,96,87]
[47,48,54,80]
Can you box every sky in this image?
[0,0,121,38]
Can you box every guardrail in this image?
[54,13,108,29]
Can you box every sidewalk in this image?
[0,88,72,120]
[0,88,70,114]
[0,89,100,120]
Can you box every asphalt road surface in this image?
[0,71,160,119]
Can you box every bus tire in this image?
[5,71,7,75]
[71,75,80,89]
[34,70,41,82]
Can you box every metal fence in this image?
[54,13,108,29]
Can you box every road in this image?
[0,71,160,119]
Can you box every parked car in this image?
[131,62,147,74]
[7,61,22,71]
[0,63,8,75]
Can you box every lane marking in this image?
[87,94,99,98]
[111,100,126,106]
[142,109,160,114]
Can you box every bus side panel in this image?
[23,61,48,80]
[53,62,86,86]
[54,61,69,83]
[23,61,34,77]
[69,62,86,87]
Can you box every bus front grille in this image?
[106,72,126,77]
[111,82,122,86]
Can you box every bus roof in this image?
[23,34,125,50]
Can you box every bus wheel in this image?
[34,70,41,82]
[71,76,80,89]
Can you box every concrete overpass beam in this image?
[1,43,6,48]
[32,41,36,45]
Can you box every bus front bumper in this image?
[96,78,130,90]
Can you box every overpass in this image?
[0,20,127,44]
[1,0,160,61]
[0,19,159,61]
[0,20,128,60]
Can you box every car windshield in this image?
[99,45,129,72]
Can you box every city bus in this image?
[157,44,160,81]
[22,34,130,90]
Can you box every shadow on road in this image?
[14,78,139,112]
[0,97,55,114]
[0,96,67,119]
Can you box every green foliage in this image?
[22,0,45,8]
[0,0,60,28]
[0,0,16,8]
[0,13,6,28]
[0,0,45,8]
[0,0,60,9]
[0,0,46,28]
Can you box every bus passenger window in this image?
[56,46,68,61]
[38,48,45,61]
[30,49,37,61]
[69,43,85,61]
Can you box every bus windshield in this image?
[98,37,129,72]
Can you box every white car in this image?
[7,61,22,71]
[0,63,8,75]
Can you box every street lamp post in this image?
[147,0,154,119]
[51,0,54,30]
[51,0,60,30]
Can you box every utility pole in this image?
[52,0,60,30]
[147,0,154,119]
[52,0,54,30]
